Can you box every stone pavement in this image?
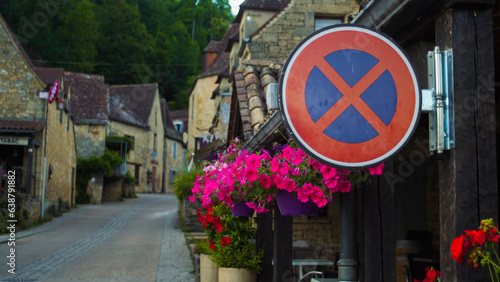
[0,194,195,281]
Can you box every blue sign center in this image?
[305,49,397,143]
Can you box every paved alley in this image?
[0,194,195,281]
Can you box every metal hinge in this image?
[422,47,454,154]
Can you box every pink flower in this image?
[259,174,273,189]
[367,163,384,175]
[291,148,306,165]
[320,165,337,180]
[337,180,352,193]
[270,157,282,173]
[282,146,295,161]
[244,167,259,182]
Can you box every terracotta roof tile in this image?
[65,72,109,122]
[0,120,45,132]
[108,84,158,128]
[34,67,64,85]
[230,61,283,140]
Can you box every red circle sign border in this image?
[279,24,421,169]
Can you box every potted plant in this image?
[207,205,263,282]
[192,206,225,282]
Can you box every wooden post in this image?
[358,160,395,281]
[436,6,497,281]
[273,207,293,282]
[257,211,273,282]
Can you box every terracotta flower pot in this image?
[218,267,256,282]
[276,190,319,216]
[200,254,218,282]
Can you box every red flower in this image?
[220,236,231,246]
[451,234,469,263]
[209,240,216,251]
[487,228,500,242]
[214,218,223,233]
[465,230,487,246]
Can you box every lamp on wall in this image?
[57,98,65,110]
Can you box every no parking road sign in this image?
[279,24,421,169]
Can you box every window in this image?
[153,133,157,152]
[134,165,140,185]
[183,151,187,163]
[173,120,183,132]
[124,135,135,150]
[315,17,342,31]
[173,142,177,159]
[169,169,177,184]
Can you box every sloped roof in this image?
[170,109,188,133]
[108,84,158,129]
[160,99,184,142]
[34,68,64,85]
[234,0,290,23]
[64,72,108,123]
[204,41,225,53]
[230,60,282,140]
[160,99,175,130]
[198,23,239,79]
[0,120,45,132]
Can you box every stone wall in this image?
[0,18,46,120]
[188,75,217,153]
[74,124,106,158]
[145,92,164,193]
[164,138,186,194]
[44,101,76,212]
[248,0,359,61]
[107,120,149,193]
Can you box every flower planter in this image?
[200,254,218,282]
[230,200,254,217]
[276,190,319,216]
[218,267,256,282]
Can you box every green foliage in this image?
[0,0,233,110]
[106,136,134,154]
[197,204,263,273]
[75,148,123,204]
[124,171,136,184]
[173,167,202,201]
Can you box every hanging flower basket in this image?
[230,200,254,217]
[276,190,319,216]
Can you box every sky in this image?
[229,0,245,16]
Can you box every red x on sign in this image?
[279,25,421,169]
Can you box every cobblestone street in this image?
[0,194,195,281]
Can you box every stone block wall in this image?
[248,0,359,61]
[107,120,149,192]
[0,19,46,120]
[74,124,106,158]
[187,76,217,153]
[44,102,76,211]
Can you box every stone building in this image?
[188,24,239,161]
[160,99,187,193]
[0,13,76,220]
[108,84,164,194]
[64,71,109,204]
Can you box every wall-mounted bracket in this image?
[423,47,454,154]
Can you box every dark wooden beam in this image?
[436,7,497,281]
[358,160,395,282]
[257,211,273,282]
[273,207,293,282]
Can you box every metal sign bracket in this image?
[422,47,454,154]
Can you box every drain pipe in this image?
[351,0,411,29]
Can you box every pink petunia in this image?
[258,174,273,189]
[367,163,384,175]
